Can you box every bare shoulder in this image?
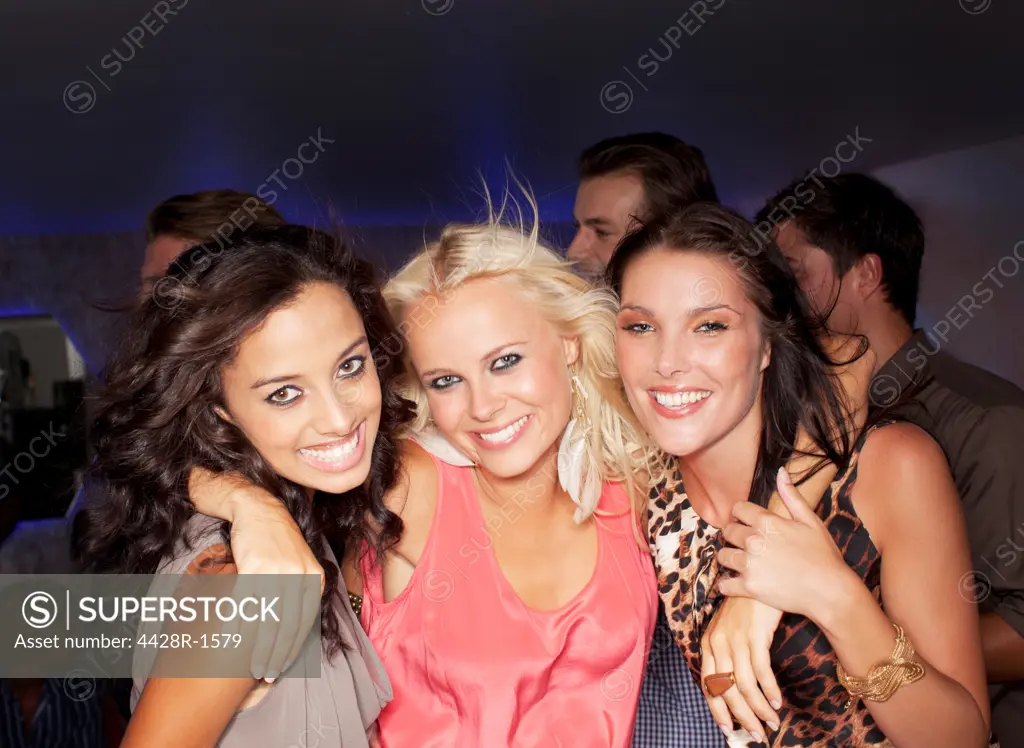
[853,421,960,549]
[857,420,948,484]
[380,438,442,568]
[386,438,439,520]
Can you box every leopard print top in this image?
[648,421,985,748]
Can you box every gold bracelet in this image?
[836,623,925,711]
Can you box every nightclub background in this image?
[0,1,1022,742]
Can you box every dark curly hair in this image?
[607,202,866,506]
[76,224,413,658]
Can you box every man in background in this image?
[760,172,1024,746]
[141,188,286,287]
[566,133,726,747]
[566,132,718,278]
[58,189,285,526]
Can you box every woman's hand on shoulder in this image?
[717,468,851,622]
[188,467,322,590]
[197,479,324,685]
[222,488,323,591]
[189,467,274,522]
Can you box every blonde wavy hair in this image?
[382,188,658,522]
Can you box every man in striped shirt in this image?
[0,678,110,748]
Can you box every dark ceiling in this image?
[2,0,1022,236]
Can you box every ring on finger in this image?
[703,671,736,697]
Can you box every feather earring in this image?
[558,367,601,521]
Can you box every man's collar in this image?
[870,329,932,408]
[878,329,930,376]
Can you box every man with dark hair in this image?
[758,173,925,335]
[141,189,285,286]
[567,132,718,277]
[762,172,1024,746]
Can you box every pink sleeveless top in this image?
[360,451,657,748]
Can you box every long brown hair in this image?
[77,225,413,657]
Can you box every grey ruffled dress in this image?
[131,514,392,747]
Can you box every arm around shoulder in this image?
[122,546,258,748]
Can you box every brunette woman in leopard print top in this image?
[606,203,993,748]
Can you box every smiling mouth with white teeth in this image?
[648,389,712,419]
[652,390,711,407]
[473,415,532,449]
[298,422,365,473]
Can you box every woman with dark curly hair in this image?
[76,225,412,748]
